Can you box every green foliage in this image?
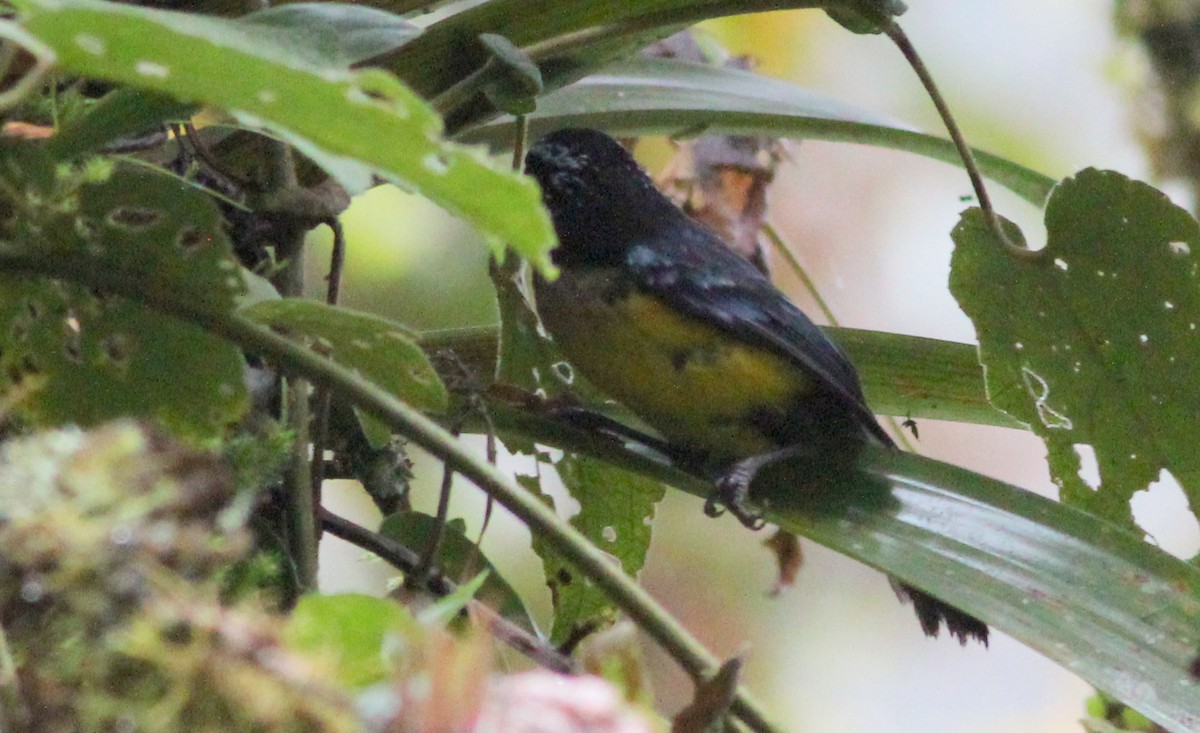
[0,1,1198,732]
[0,155,248,439]
[284,593,420,688]
[531,455,665,646]
[11,0,557,271]
[242,300,447,445]
[379,512,536,631]
[463,57,1055,206]
[239,3,421,69]
[951,169,1200,526]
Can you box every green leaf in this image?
[283,593,420,688]
[461,58,1055,207]
[950,169,1200,526]
[478,33,544,115]
[11,0,557,272]
[378,512,537,633]
[241,301,447,446]
[532,454,665,646]
[0,157,248,439]
[47,87,193,161]
[757,447,1200,733]
[389,0,907,114]
[240,3,421,69]
[417,570,490,626]
[500,411,1200,733]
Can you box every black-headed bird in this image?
[525,127,987,645]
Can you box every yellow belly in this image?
[535,269,813,459]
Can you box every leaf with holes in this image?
[950,168,1200,526]
[241,300,447,446]
[0,158,248,439]
[11,0,557,273]
[531,454,664,646]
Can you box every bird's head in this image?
[525,128,683,266]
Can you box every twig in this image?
[284,377,318,593]
[882,22,1028,258]
[319,508,575,674]
[415,452,456,581]
[309,220,346,519]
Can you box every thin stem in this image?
[883,22,1028,258]
[324,218,346,306]
[285,377,318,592]
[511,114,530,172]
[416,454,456,581]
[309,219,346,519]
[0,248,781,733]
[762,220,837,325]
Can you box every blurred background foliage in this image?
[309,3,1186,732]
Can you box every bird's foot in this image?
[706,463,768,530]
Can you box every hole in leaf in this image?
[176,227,206,251]
[550,360,574,384]
[1132,472,1200,557]
[107,207,163,230]
[100,333,132,367]
[16,354,39,377]
[1073,443,1100,490]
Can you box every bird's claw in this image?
[708,470,767,530]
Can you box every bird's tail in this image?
[891,579,990,646]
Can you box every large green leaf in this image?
[764,448,1200,733]
[10,0,556,272]
[240,3,420,69]
[387,0,907,130]
[0,156,247,439]
[489,410,1200,733]
[951,169,1200,527]
[460,58,1056,207]
[283,593,420,688]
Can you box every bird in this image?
[524,127,987,645]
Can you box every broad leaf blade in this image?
[13,0,556,272]
[482,406,1200,733]
[950,169,1200,526]
[760,448,1200,733]
[461,58,1055,206]
[0,158,248,439]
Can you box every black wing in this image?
[626,223,893,446]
